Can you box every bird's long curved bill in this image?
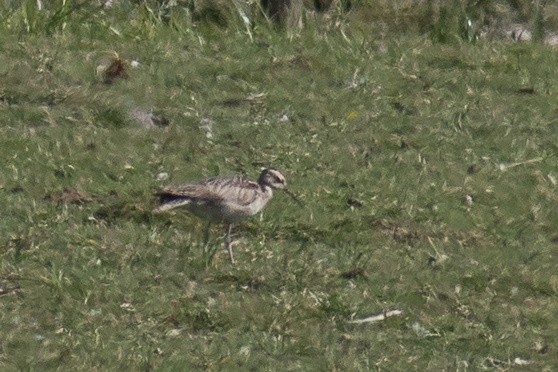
[283,188,304,207]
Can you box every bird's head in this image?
[258,168,303,207]
[259,168,287,189]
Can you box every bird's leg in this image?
[203,221,220,267]
[224,224,235,264]
[203,221,211,247]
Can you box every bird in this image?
[153,168,301,263]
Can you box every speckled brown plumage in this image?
[154,168,299,263]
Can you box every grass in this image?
[1,1,558,370]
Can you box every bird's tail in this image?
[153,203,178,214]
[153,194,191,213]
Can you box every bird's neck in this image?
[260,184,273,198]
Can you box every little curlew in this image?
[154,168,301,263]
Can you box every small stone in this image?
[157,172,169,181]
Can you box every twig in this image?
[498,157,543,171]
[348,309,403,324]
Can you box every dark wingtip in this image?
[156,193,182,205]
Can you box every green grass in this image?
[1,2,558,371]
